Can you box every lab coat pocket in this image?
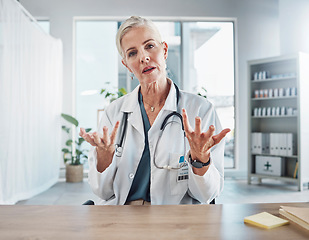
[169,153,188,196]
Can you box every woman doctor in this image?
[80,16,230,205]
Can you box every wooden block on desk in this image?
[244,212,289,229]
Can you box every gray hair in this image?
[116,16,162,58]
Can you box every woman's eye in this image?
[146,43,154,49]
[128,51,137,57]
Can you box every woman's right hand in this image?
[79,121,120,172]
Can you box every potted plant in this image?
[61,113,91,183]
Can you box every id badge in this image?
[177,156,189,182]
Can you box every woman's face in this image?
[121,26,168,86]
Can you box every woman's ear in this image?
[162,41,168,60]
[121,59,133,73]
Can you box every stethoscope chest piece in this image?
[115,145,123,157]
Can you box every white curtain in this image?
[0,0,63,204]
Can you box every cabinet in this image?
[248,52,309,191]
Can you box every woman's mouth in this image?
[142,66,156,74]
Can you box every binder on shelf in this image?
[257,132,262,154]
[251,133,257,154]
[269,133,277,155]
[262,133,270,154]
[251,132,261,154]
[253,132,296,157]
[251,132,270,154]
[279,133,287,156]
[286,133,295,156]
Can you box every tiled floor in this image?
[16,177,309,205]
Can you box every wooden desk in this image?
[1,203,308,240]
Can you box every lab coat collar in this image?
[120,85,140,114]
[162,78,178,112]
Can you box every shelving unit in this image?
[248,52,309,191]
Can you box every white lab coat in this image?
[88,80,225,205]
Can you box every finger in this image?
[195,117,202,135]
[212,128,231,145]
[182,108,193,134]
[203,125,215,139]
[93,132,102,146]
[79,127,86,137]
[110,121,120,144]
[83,134,97,146]
[102,126,111,146]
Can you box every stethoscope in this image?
[115,83,187,170]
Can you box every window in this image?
[75,18,235,169]
[182,22,235,168]
[36,20,50,34]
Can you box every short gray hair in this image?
[116,16,162,58]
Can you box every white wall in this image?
[279,0,309,55]
[19,0,281,176]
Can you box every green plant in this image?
[100,82,127,102]
[197,87,208,99]
[61,113,91,165]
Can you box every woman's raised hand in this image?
[79,121,120,151]
[79,122,120,172]
[182,109,230,174]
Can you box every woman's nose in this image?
[140,52,150,63]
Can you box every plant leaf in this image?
[61,113,79,127]
[105,92,113,98]
[76,149,83,155]
[62,148,70,153]
[110,97,117,102]
[77,137,85,145]
[66,139,73,146]
[62,126,70,133]
[118,88,127,97]
[85,128,92,133]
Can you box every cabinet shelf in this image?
[251,76,296,83]
[249,173,298,183]
[252,153,298,158]
[248,53,309,191]
[251,96,297,101]
[251,115,297,119]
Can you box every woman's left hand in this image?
[182,108,230,175]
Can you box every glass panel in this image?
[76,21,118,168]
[116,21,135,92]
[183,22,235,168]
[153,21,181,87]
[37,20,50,34]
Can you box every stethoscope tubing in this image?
[115,83,186,170]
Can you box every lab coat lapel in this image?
[120,85,144,137]
[128,107,144,137]
[163,80,178,112]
